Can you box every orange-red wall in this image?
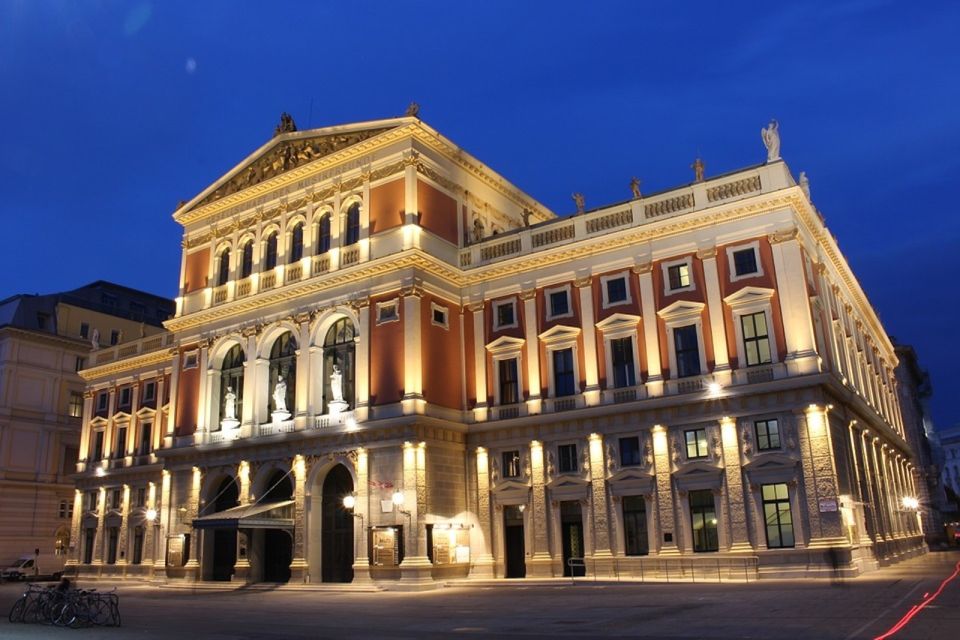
[417,180,459,245]
[369,179,404,235]
[420,295,462,410]
[369,294,404,405]
[174,350,199,436]
[183,248,209,294]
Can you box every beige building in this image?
[71,115,924,586]
[0,282,172,565]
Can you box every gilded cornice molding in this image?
[79,348,173,382]
[574,276,592,288]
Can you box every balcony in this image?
[86,332,177,370]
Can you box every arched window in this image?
[216,249,230,286]
[316,214,331,255]
[289,223,304,263]
[219,344,244,425]
[240,241,254,279]
[345,203,360,246]
[268,331,297,414]
[323,317,356,411]
[264,232,278,270]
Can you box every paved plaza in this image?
[1,551,958,639]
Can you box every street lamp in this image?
[342,493,364,559]
[145,508,158,522]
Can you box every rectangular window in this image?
[110,489,122,510]
[494,301,516,329]
[107,527,118,564]
[96,392,108,413]
[75,356,85,372]
[606,277,628,305]
[548,290,569,318]
[83,528,95,564]
[93,431,105,461]
[689,489,719,552]
[762,483,795,548]
[685,428,709,459]
[377,301,399,324]
[59,500,68,519]
[674,325,701,378]
[36,313,50,330]
[80,322,90,339]
[136,487,146,507]
[110,330,120,346]
[733,248,759,277]
[610,337,636,388]
[619,436,641,467]
[741,312,772,366]
[558,443,578,474]
[498,358,519,405]
[667,263,691,290]
[115,426,127,458]
[61,446,78,475]
[502,450,521,478]
[553,348,575,397]
[68,391,83,418]
[143,382,156,403]
[119,387,132,409]
[431,305,448,329]
[622,495,649,556]
[755,419,781,451]
[85,491,97,512]
[132,527,145,565]
[139,423,152,456]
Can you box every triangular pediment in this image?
[90,416,108,428]
[491,479,530,494]
[609,467,654,484]
[185,121,402,210]
[657,299,705,321]
[596,312,641,333]
[743,453,797,470]
[135,406,157,418]
[486,335,525,355]
[674,461,722,478]
[538,323,581,344]
[547,474,589,490]
[723,286,775,309]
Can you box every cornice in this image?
[80,348,174,382]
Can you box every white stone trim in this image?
[657,300,707,379]
[596,313,641,389]
[723,287,779,366]
[726,240,764,282]
[600,271,632,309]
[486,336,525,406]
[492,298,519,331]
[661,257,695,295]
[430,302,449,330]
[375,298,400,325]
[538,324,582,399]
[544,284,573,321]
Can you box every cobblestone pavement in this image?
[1,550,958,639]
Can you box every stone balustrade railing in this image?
[90,332,177,367]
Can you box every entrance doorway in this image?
[211,477,239,581]
[689,489,719,552]
[321,465,354,582]
[260,471,293,583]
[560,501,585,577]
[503,505,525,578]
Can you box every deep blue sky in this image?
[1,1,957,427]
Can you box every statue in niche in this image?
[223,386,237,421]
[273,376,288,413]
[572,192,585,214]
[90,328,100,350]
[761,119,781,162]
[799,171,811,200]
[691,157,705,183]
[630,176,642,199]
[330,365,344,403]
[471,216,485,243]
[274,112,297,137]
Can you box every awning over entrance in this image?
[192,500,295,530]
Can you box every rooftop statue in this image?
[691,157,705,183]
[799,171,811,200]
[572,192,585,214]
[630,177,642,199]
[761,119,780,162]
[273,112,297,137]
[404,102,421,118]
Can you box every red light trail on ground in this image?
[873,559,960,639]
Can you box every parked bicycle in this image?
[8,580,121,628]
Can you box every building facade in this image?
[0,282,172,564]
[71,115,925,585]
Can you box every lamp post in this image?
[342,493,365,556]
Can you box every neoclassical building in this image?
[70,114,925,585]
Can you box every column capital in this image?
[695,246,717,260]
[519,288,537,301]
[467,301,485,313]
[632,261,653,275]
[767,226,799,244]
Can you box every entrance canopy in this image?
[192,500,294,530]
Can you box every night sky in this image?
[1,1,957,427]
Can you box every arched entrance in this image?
[210,477,239,581]
[260,470,293,583]
[321,465,354,583]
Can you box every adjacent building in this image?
[0,282,173,564]
[71,115,925,585]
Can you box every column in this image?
[470,301,488,421]
[720,417,752,551]
[768,228,818,375]
[116,485,130,567]
[92,487,106,567]
[520,289,541,414]
[360,173,372,262]
[233,461,251,581]
[79,391,95,463]
[399,441,432,583]
[847,423,875,546]
[473,447,495,578]
[290,455,308,581]
[587,434,614,575]
[144,481,157,570]
[103,387,117,461]
[401,282,424,414]
[527,440,553,575]
[185,467,202,580]
[66,490,83,571]
[241,330,257,428]
[635,263,663,395]
[575,275,601,406]
[354,300,371,422]
[651,425,679,554]
[352,447,372,583]
[798,405,845,547]
[158,470,172,577]
[295,315,310,423]
[880,446,901,541]
[166,351,181,446]
[127,383,140,455]
[402,151,419,249]
[154,374,166,450]
[195,342,210,437]
[698,247,731,383]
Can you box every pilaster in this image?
[402,282,424,414]
[354,300,371,421]
[634,262,663,395]
[184,467,202,580]
[697,247,731,383]
[352,448,372,583]
[651,426,679,555]
[399,441,432,584]
[799,406,845,548]
[116,484,130,566]
[520,289,541,413]
[720,417,752,551]
[768,228,819,375]
[472,447,495,578]
[575,275,601,405]
[587,434,614,575]
[527,440,553,575]
[470,301,488,421]
[290,455,308,582]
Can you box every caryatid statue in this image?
[272,377,288,413]
[761,119,781,162]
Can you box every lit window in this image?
[498,358,520,405]
[755,419,781,451]
[493,301,516,330]
[68,391,83,418]
[619,436,641,467]
[685,428,708,459]
[667,263,691,291]
[690,489,719,552]
[345,203,361,246]
[741,312,772,366]
[762,483,795,548]
[558,443,578,473]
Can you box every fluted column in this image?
[473,447,495,578]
